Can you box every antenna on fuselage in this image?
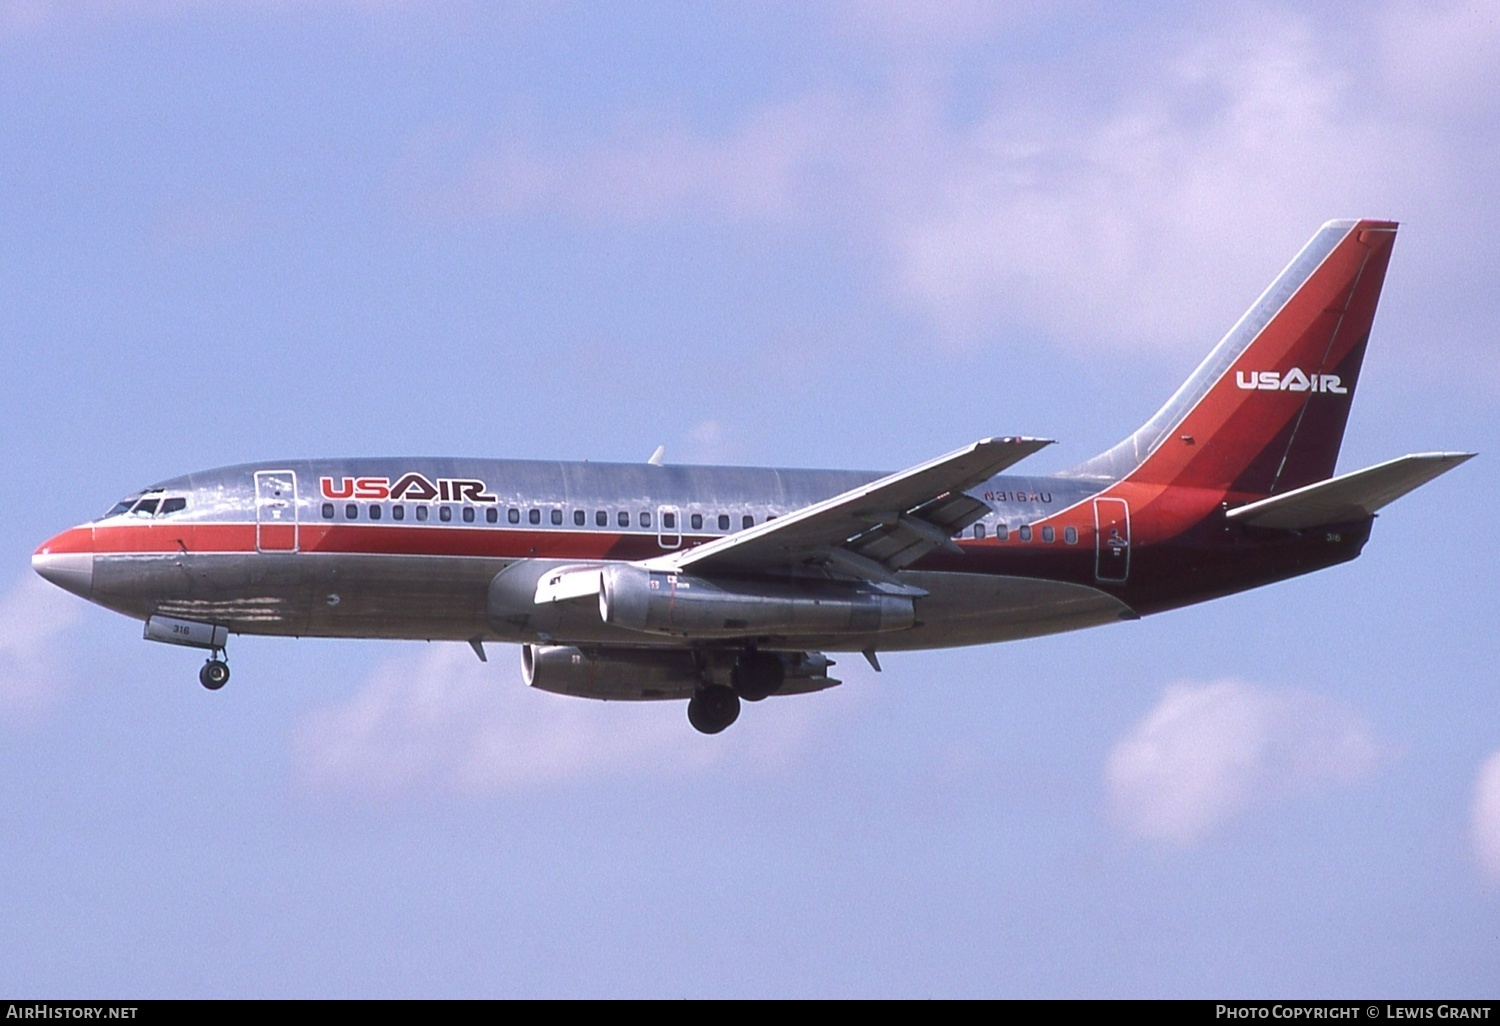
[647,445,666,466]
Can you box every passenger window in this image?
[1019,526,1032,542]
[690,513,702,530]
[718,514,730,531]
[393,505,405,521]
[1042,526,1054,543]
[160,497,187,516]
[551,509,563,526]
[640,511,652,528]
[574,510,586,527]
[618,511,629,528]
[596,510,608,527]
[743,515,754,529]
[974,524,986,539]
[996,524,1009,541]
[509,508,520,524]
[1064,526,1078,544]
[345,504,358,520]
[463,507,475,523]
[663,512,676,530]
[416,506,429,522]
[440,507,453,522]
[529,509,540,525]
[369,505,382,521]
[322,503,335,520]
[486,508,498,523]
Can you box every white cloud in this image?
[1471,751,1500,881]
[417,4,1489,358]
[0,573,81,724]
[1106,680,1384,844]
[294,641,829,797]
[892,16,1427,351]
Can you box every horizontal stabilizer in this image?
[1226,452,1475,530]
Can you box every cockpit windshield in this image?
[102,489,187,519]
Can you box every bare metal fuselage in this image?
[58,458,1148,654]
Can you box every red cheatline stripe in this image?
[85,521,686,561]
[34,526,94,555]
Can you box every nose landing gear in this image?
[142,615,233,691]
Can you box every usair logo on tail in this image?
[1235,369,1347,394]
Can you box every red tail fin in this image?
[1071,220,1398,497]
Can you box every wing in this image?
[642,437,1053,584]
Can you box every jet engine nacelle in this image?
[522,645,840,702]
[522,643,702,700]
[521,644,841,701]
[598,565,914,639]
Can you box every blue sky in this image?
[2,0,1497,997]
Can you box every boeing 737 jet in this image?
[33,219,1472,732]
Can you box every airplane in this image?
[32,218,1473,733]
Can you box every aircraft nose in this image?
[32,528,94,600]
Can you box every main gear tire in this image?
[731,650,785,702]
[687,685,741,734]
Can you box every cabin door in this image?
[1093,497,1130,583]
[255,470,299,553]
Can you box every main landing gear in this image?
[731,649,785,702]
[198,653,231,691]
[687,685,740,735]
[685,649,789,734]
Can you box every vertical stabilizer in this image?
[1068,219,1398,497]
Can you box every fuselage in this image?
[32,456,1371,654]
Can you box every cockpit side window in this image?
[159,497,187,516]
[132,498,161,516]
